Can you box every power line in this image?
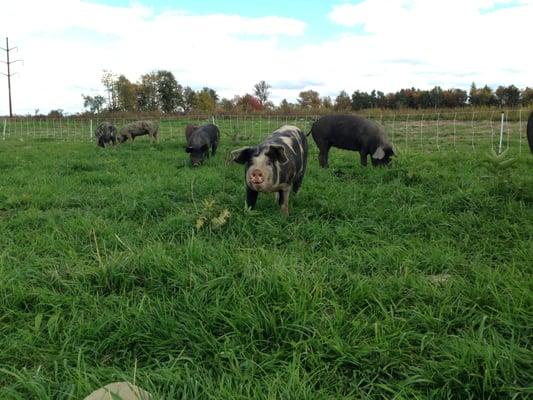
[0,37,23,117]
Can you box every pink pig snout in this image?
[250,169,264,184]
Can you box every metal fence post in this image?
[471,112,476,151]
[498,111,505,155]
[404,113,409,150]
[518,109,522,154]
[453,112,457,151]
[2,119,6,140]
[419,113,424,150]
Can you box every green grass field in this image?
[0,134,532,399]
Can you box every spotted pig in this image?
[231,125,308,215]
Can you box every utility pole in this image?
[1,37,23,117]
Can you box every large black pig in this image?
[186,123,220,166]
[231,125,308,216]
[527,111,533,153]
[309,114,395,167]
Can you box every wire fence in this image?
[1,109,530,153]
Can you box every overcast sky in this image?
[1,0,532,115]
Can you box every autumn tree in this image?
[521,87,533,106]
[469,83,497,106]
[195,87,218,113]
[115,75,137,112]
[278,99,294,114]
[298,90,321,109]
[441,89,467,108]
[234,94,263,112]
[218,98,234,112]
[495,85,520,107]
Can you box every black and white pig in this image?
[94,122,117,148]
[186,123,220,166]
[231,125,308,216]
[309,114,395,167]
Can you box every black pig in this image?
[186,123,220,166]
[231,125,308,215]
[94,122,117,148]
[309,114,395,167]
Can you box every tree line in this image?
[81,70,533,115]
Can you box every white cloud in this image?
[323,0,533,93]
[0,0,531,115]
[0,0,306,114]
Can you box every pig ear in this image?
[372,147,385,160]
[268,145,288,164]
[231,147,254,164]
[185,146,193,153]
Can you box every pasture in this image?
[0,118,532,399]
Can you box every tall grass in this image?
[0,137,532,399]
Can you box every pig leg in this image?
[359,151,368,166]
[318,143,330,168]
[246,187,259,209]
[278,188,290,216]
[211,143,217,156]
[292,175,303,193]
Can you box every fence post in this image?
[519,109,522,154]
[453,112,457,151]
[404,113,409,150]
[391,113,396,146]
[505,110,510,152]
[471,112,476,151]
[489,111,495,150]
[498,111,505,155]
[2,119,6,140]
[436,112,440,151]
[419,113,424,150]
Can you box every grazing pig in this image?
[185,123,199,144]
[94,122,117,148]
[527,111,533,153]
[186,123,220,166]
[309,114,395,167]
[118,120,159,144]
[231,125,308,215]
